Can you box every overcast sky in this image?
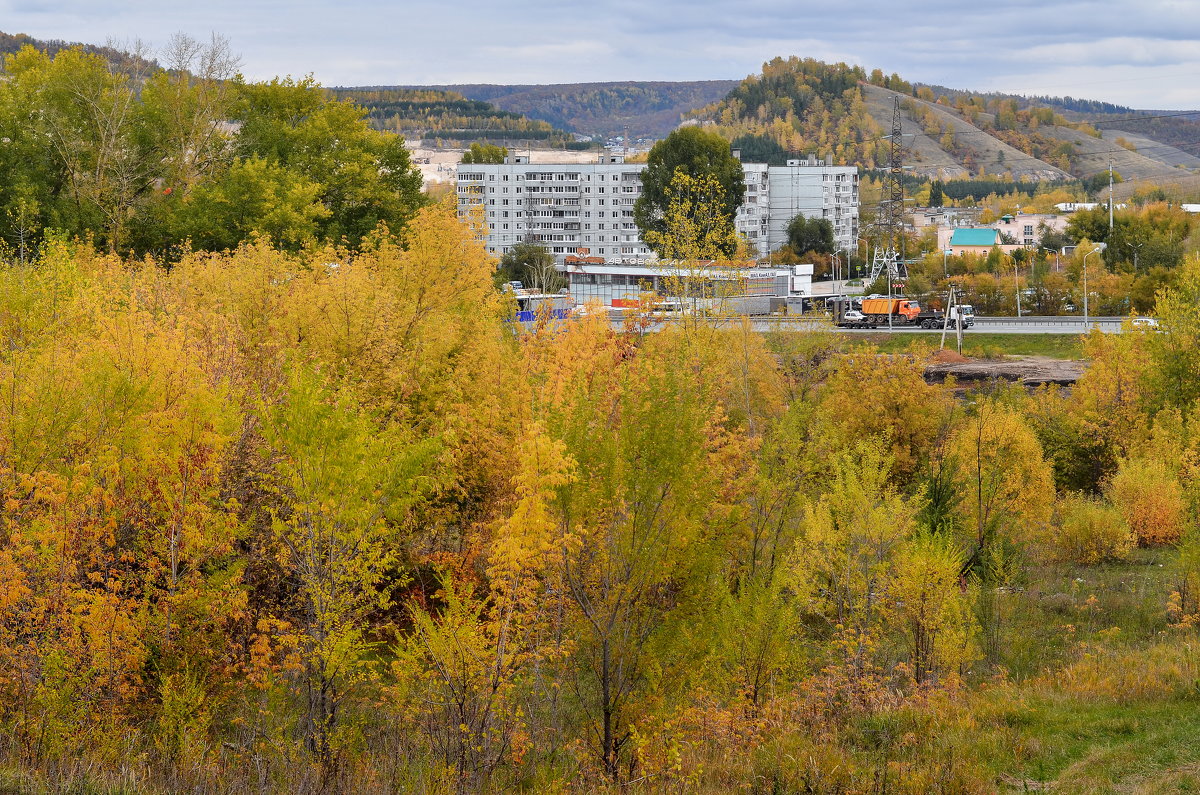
[4,0,1199,108]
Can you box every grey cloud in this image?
[1,0,1198,106]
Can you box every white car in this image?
[1131,317,1160,330]
[838,309,867,327]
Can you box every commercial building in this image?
[456,152,858,263]
[561,258,814,313]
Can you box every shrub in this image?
[1107,457,1186,545]
[1052,494,1133,564]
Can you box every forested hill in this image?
[689,57,1200,184]
[0,30,157,72]
[331,88,581,147]
[393,81,739,138]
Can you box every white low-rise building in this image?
[562,258,815,315]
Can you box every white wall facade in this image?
[457,154,859,263]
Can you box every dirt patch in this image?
[929,348,971,364]
[925,355,1087,388]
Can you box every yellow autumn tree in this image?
[801,444,916,680]
[886,531,979,687]
[400,425,574,792]
[947,400,1055,569]
[815,352,954,488]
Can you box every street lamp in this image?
[1082,243,1107,327]
[1130,240,1145,272]
[1013,256,1022,318]
[1039,246,1060,273]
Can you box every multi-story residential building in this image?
[456,152,858,262]
[456,154,653,263]
[760,155,859,256]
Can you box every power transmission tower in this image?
[867,96,906,285]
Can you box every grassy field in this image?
[866,332,1086,359]
[844,550,1197,792]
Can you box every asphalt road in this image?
[612,315,1128,335]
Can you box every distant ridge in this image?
[332,87,581,148]
[384,81,740,139]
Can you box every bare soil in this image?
[925,354,1086,387]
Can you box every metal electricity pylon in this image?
[866,96,906,285]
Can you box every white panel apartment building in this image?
[456,153,858,262]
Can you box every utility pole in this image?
[1109,159,1114,232]
[1083,244,1105,327]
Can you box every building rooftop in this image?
[950,228,1000,247]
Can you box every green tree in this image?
[730,133,789,166]
[233,76,425,246]
[264,368,435,769]
[173,157,329,251]
[460,142,508,164]
[1147,255,1200,413]
[1082,170,1122,196]
[929,179,944,208]
[495,241,564,292]
[786,214,835,255]
[1,45,156,253]
[634,127,745,258]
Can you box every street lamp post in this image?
[1130,241,1145,272]
[855,236,867,279]
[1039,246,1060,273]
[1013,256,1022,318]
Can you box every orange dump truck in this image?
[861,297,922,322]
